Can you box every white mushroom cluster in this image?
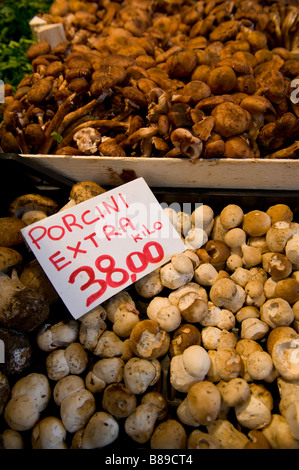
[3,183,299,450]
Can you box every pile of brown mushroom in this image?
[1,0,299,159]
[2,181,299,449]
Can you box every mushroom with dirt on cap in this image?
[9,193,58,226]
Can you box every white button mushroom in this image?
[134,267,163,298]
[186,381,221,426]
[266,221,297,253]
[46,342,88,380]
[124,403,160,444]
[146,297,181,332]
[184,227,208,250]
[31,416,67,449]
[187,429,220,449]
[104,291,140,337]
[78,305,107,352]
[53,375,85,406]
[262,414,299,449]
[207,419,249,449]
[80,412,119,449]
[93,330,124,357]
[219,377,251,408]
[37,320,79,352]
[124,357,161,395]
[160,253,194,290]
[209,278,246,313]
[168,282,208,323]
[60,388,96,433]
[85,357,124,394]
[260,298,295,328]
[200,302,235,330]
[170,345,210,393]
[0,429,24,449]
[4,373,51,431]
[150,419,187,449]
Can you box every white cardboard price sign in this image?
[21,178,186,319]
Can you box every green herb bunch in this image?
[0,0,52,89]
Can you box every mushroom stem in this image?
[38,93,76,154]
[57,99,100,136]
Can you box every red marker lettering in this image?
[142,224,155,235]
[27,225,47,249]
[61,213,83,232]
[84,232,99,248]
[66,241,87,259]
[48,225,65,241]
[119,217,135,232]
[131,233,143,243]
[118,193,129,208]
[102,195,119,214]
[81,210,100,225]
[49,251,72,271]
[103,225,121,241]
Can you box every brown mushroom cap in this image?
[102,383,137,419]
[243,430,272,449]
[274,278,299,304]
[205,240,230,269]
[212,102,251,138]
[69,181,106,204]
[266,326,298,355]
[24,124,46,147]
[26,41,51,62]
[169,324,201,356]
[0,247,22,271]
[0,217,26,247]
[150,419,187,449]
[27,78,53,105]
[266,204,293,224]
[9,194,58,218]
[19,259,58,305]
[187,381,221,426]
[242,210,272,236]
[129,319,170,359]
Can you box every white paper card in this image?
[21,178,186,319]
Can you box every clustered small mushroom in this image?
[3,179,299,449]
[1,0,299,160]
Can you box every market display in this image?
[1,0,299,452]
[1,180,299,449]
[0,0,299,159]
